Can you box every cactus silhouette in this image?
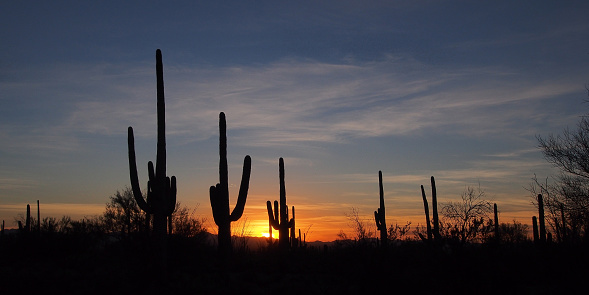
[209,112,251,256]
[290,206,297,248]
[267,219,274,247]
[430,176,440,240]
[267,158,294,250]
[493,203,499,241]
[374,171,387,248]
[420,176,440,242]
[18,204,31,233]
[37,200,40,233]
[420,185,432,242]
[537,194,546,243]
[532,216,539,243]
[128,49,177,238]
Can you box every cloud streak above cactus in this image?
[5,57,580,148]
[1,0,588,241]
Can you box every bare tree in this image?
[535,96,589,241]
[441,185,493,244]
[336,208,375,247]
[528,174,588,243]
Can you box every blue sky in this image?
[1,0,588,240]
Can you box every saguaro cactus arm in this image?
[128,126,151,213]
[420,185,432,241]
[229,155,251,222]
[209,184,224,226]
[266,201,279,229]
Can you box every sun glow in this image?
[261,232,270,238]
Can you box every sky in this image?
[1,0,589,241]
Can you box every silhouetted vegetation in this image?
[209,112,251,257]
[440,184,493,244]
[267,157,296,251]
[418,176,441,243]
[533,95,589,243]
[373,171,387,248]
[2,51,588,293]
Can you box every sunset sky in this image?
[1,1,589,241]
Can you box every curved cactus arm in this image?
[128,126,151,213]
[420,184,432,241]
[148,161,155,182]
[290,206,296,230]
[165,176,177,216]
[374,210,382,229]
[210,185,224,227]
[273,200,279,223]
[266,200,280,229]
[230,155,251,221]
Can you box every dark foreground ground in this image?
[1,234,587,294]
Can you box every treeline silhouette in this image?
[1,50,588,293]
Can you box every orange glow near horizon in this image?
[0,195,539,241]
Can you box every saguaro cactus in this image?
[267,158,294,250]
[537,194,546,243]
[209,112,252,256]
[18,204,31,233]
[374,171,387,248]
[37,200,40,232]
[430,176,440,240]
[128,49,177,237]
[420,176,440,242]
[494,203,499,240]
[290,206,297,248]
[532,216,539,243]
[420,185,432,242]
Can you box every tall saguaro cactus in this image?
[18,204,31,233]
[290,206,297,248]
[420,185,433,242]
[420,176,441,242]
[537,194,546,243]
[430,176,440,240]
[532,216,539,243]
[37,200,40,233]
[128,49,177,238]
[374,171,387,248]
[493,203,500,241]
[209,112,252,256]
[267,158,294,250]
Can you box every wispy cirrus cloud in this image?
[2,55,582,156]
